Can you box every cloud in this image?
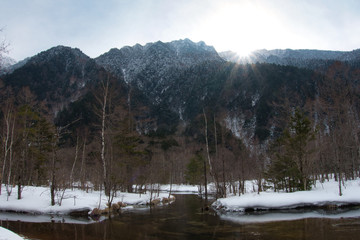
[1,0,360,61]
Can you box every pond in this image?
[1,194,360,240]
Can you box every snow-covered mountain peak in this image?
[168,38,217,55]
[95,39,223,106]
[96,38,222,82]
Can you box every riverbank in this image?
[212,178,360,212]
[0,185,179,217]
[3,194,360,240]
[0,226,24,240]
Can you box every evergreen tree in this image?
[267,108,316,191]
[185,153,203,186]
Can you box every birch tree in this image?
[94,76,110,196]
[93,74,123,210]
[1,100,16,199]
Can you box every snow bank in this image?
[0,185,173,216]
[158,184,199,193]
[0,226,23,240]
[212,178,360,212]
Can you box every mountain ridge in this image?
[2,39,360,142]
[2,45,108,117]
[95,38,224,104]
[220,48,360,69]
[6,40,360,73]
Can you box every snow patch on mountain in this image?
[225,111,257,146]
[251,92,260,107]
[96,39,222,82]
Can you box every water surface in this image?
[1,194,360,240]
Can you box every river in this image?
[1,194,360,240]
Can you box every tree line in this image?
[0,59,359,208]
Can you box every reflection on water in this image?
[219,208,360,224]
[0,212,102,224]
[1,194,360,240]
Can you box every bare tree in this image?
[316,62,360,195]
[1,100,16,199]
[202,108,212,203]
[93,76,111,197]
[93,73,125,210]
[69,136,80,189]
[79,134,87,190]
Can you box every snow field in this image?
[212,178,360,212]
[0,185,178,216]
[0,227,23,240]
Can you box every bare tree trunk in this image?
[128,86,132,132]
[213,114,225,198]
[100,79,109,196]
[50,133,58,206]
[1,107,11,195]
[333,134,342,196]
[1,104,16,198]
[69,136,80,190]
[337,148,343,196]
[203,154,208,204]
[80,136,87,190]
[222,155,226,198]
[6,112,16,200]
[168,160,173,199]
[50,155,56,205]
[203,109,212,204]
[18,131,27,200]
[203,109,213,178]
[220,123,227,198]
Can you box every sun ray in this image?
[191,1,282,56]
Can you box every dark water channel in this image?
[1,194,360,240]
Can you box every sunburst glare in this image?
[192,1,283,56]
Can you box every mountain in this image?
[2,39,360,195]
[220,48,360,69]
[95,38,224,104]
[96,38,222,81]
[2,46,107,116]
[1,39,360,144]
[94,39,322,140]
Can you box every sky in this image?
[1,0,360,61]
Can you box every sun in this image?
[219,3,261,56]
[232,43,256,57]
[192,1,281,57]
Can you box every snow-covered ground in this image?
[2,178,360,225]
[158,184,199,193]
[213,178,360,212]
[0,185,177,217]
[0,226,23,240]
[0,184,200,224]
